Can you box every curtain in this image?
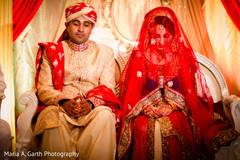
[221,0,240,31]
[14,0,66,116]
[13,0,43,42]
[170,0,216,62]
[203,0,240,96]
[0,0,16,150]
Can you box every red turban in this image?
[65,2,97,24]
[57,2,97,42]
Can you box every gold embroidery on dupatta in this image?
[157,116,173,137]
[158,116,197,159]
[127,88,162,119]
[87,97,105,107]
[117,119,132,159]
[162,137,170,160]
[164,86,186,109]
[147,118,155,160]
[212,129,240,152]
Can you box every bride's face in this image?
[154,24,173,50]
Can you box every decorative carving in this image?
[15,89,38,159]
[195,53,229,97]
[102,0,135,54]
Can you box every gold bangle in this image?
[168,101,177,110]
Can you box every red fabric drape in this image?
[13,0,43,42]
[221,0,240,31]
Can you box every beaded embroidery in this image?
[63,41,90,94]
[68,40,89,52]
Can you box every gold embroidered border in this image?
[162,137,169,160]
[164,86,186,109]
[117,120,132,159]
[147,118,155,160]
[174,129,197,159]
[87,97,105,108]
[145,10,174,28]
[157,116,197,159]
[212,128,240,153]
[157,116,174,137]
[127,87,162,119]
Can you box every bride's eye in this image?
[164,33,170,38]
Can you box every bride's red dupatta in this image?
[117,7,237,159]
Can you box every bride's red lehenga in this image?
[117,7,239,160]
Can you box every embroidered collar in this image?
[68,40,89,52]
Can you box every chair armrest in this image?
[223,95,240,133]
[15,89,38,155]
